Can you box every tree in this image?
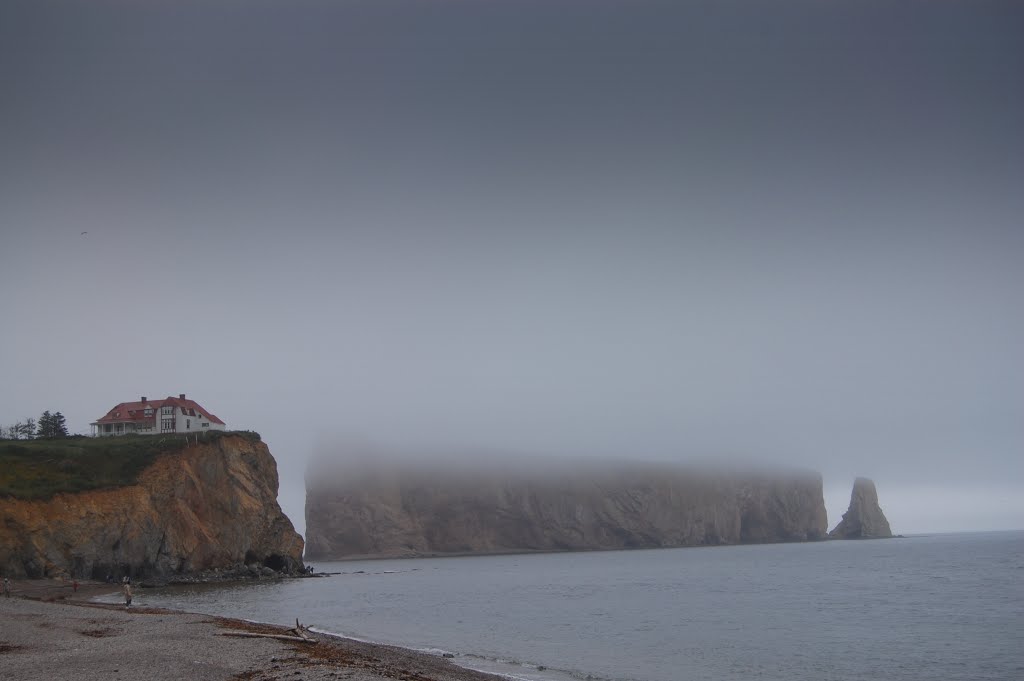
[36,411,68,438]
[37,411,52,437]
[52,412,68,437]
[2,418,36,439]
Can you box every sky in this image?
[1,0,1022,536]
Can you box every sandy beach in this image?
[0,580,503,681]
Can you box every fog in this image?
[2,1,1022,536]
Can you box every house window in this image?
[186,419,191,430]
[162,407,172,415]
[161,418,174,431]
[202,422,210,428]
[144,409,153,416]
[104,424,112,433]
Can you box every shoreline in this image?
[0,580,505,681]
[304,531,907,564]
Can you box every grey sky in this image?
[2,1,1022,535]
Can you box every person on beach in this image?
[123,581,132,609]
[3,577,10,598]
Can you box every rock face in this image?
[829,477,893,539]
[0,434,305,579]
[304,460,828,560]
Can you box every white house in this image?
[91,394,226,436]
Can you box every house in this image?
[91,394,226,436]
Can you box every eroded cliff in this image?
[829,477,893,539]
[0,434,304,579]
[305,459,828,560]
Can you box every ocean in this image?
[113,532,1024,681]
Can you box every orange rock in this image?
[0,435,304,579]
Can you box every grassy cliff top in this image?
[0,430,261,500]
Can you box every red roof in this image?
[92,396,225,425]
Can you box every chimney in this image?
[179,393,186,399]
[141,396,147,403]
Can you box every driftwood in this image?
[222,631,316,644]
[221,618,317,644]
[290,618,315,641]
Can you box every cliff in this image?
[0,433,304,579]
[829,477,893,539]
[304,459,828,560]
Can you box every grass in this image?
[0,430,260,500]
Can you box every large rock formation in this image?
[829,477,893,539]
[0,434,304,579]
[305,458,828,560]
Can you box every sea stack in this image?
[829,477,893,539]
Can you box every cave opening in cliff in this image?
[263,554,288,571]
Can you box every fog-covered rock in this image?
[829,477,893,539]
[305,458,829,559]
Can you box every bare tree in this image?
[1,419,37,440]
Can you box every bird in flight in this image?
[81,231,88,235]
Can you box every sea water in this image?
[115,532,1024,681]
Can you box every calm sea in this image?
[111,532,1024,681]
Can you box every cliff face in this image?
[829,477,893,539]
[0,435,304,579]
[304,461,828,560]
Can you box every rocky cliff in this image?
[304,459,828,560]
[829,477,893,539]
[0,434,304,579]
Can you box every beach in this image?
[0,580,503,681]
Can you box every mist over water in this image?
[2,1,1023,535]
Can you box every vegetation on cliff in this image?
[0,430,261,500]
[0,432,303,579]
[1,409,69,440]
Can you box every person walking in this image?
[3,577,10,598]
[123,581,132,610]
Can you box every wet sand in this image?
[0,580,504,681]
